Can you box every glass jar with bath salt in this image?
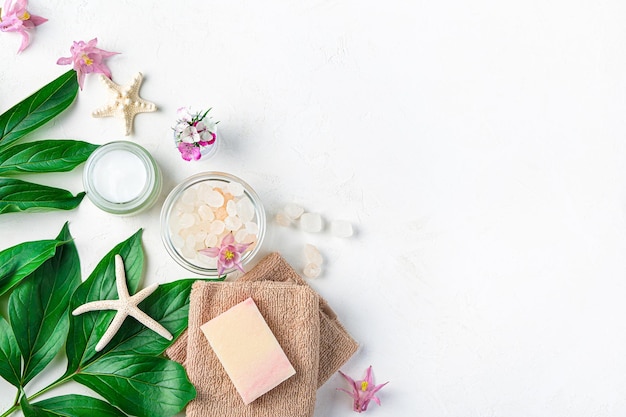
[160,172,266,276]
[83,141,162,215]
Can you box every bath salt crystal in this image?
[180,213,196,229]
[181,188,197,206]
[299,213,323,233]
[303,263,321,278]
[205,189,225,208]
[244,221,259,235]
[275,212,291,227]
[205,234,219,247]
[198,204,215,222]
[304,244,323,265]
[226,200,238,216]
[330,220,353,238]
[224,216,243,231]
[284,203,304,220]
[209,220,225,235]
[227,181,244,196]
[237,199,255,223]
[235,229,249,243]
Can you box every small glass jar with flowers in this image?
[172,107,218,161]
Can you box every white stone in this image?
[275,211,291,227]
[284,203,304,220]
[330,220,353,238]
[304,244,323,265]
[235,229,249,243]
[299,212,323,233]
[303,263,321,278]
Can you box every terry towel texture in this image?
[166,252,359,417]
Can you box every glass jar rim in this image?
[160,171,266,276]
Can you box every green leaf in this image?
[73,353,196,417]
[65,230,144,375]
[9,223,81,385]
[26,395,127,417]
[102,279,196,356]
[0,238,66,296]
[20,395,49,417]
[0,140,99,176]
[0,70,78,150]
[0,315,21,388]
[0,178,86,214]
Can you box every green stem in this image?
[27,373,74,403]
[0,373,75,417]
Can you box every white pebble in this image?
[330,220,354,238]
[275,211,291,227]
[303,263,321,278]
[299,212,323,233]
[304,244,323,265]
[284,203,304,220]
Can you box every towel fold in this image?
[166,252,359,417]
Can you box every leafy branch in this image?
[0,224,197,417]
[0,70,98,214]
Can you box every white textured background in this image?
[2,0,626,416]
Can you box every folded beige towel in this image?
[183,281,319,417]
[166,252,359,388]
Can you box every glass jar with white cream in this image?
[83,141,162,215]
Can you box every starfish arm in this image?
[128,307,173,341]
[114,255,130,299]
[128,283,159,306]
[72,299,122,315]
[98,74,122,93]
[95,310,130,352]
[92,104,117,118]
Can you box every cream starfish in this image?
[92,72,157,136]
[72,254,173,352]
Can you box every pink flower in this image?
[177,141,202,161]
[199,233,251,276]
[56,38,119,90]
[0,0,47,53]
[338,366,389,413]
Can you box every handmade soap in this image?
[200,297,296,404]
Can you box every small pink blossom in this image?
[172,107,217,161]
[198,233,250,276]
[56,38,119,90]
[338,366,389,413]
[0,0,47,53]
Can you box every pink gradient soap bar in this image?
[200,297,296,404]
